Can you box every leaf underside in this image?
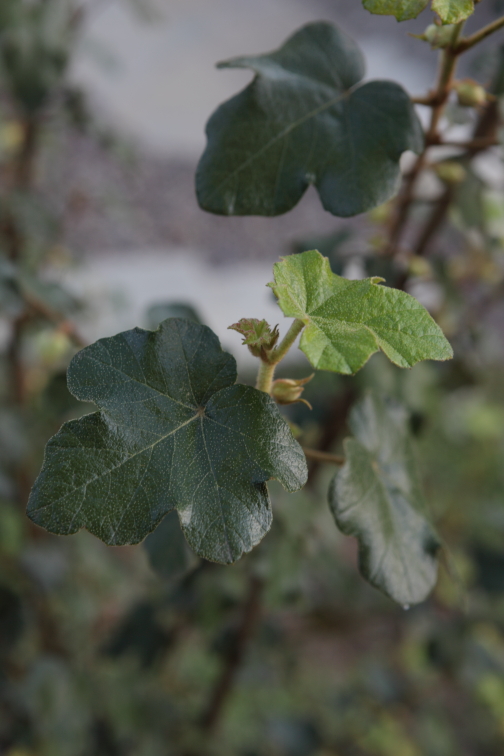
[329,391,440,605]
[363,0,474,23]
[27,319,307,564]
[269,250,453,374]
[196,21,423,218]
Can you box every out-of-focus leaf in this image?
[143,510,199,582]
[0,0,73,113]
[453,165,486,230]
[269,250,453,374]
[473,546,504,593]
[27,318,307,563]
[197,22,423,218]
[19,273,80,316]
[103,602,172,668]
[0,257,23,316]
[145,302,202,330]
[0,585,24,655]
[0,500,24,556]
[328,391,440,605]
[0,257,79,318]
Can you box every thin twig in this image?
[455,14,504,54]
[303,448,345,466]
[23,291,86,348]
[440,137,500,150]
[385,22,464,257]
[199,575,264,735]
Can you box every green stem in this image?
[255,361,276,394]
[254,319,305,394]
[270,319,305,365]
[455,15,504,53]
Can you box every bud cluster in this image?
[228,318,279,359]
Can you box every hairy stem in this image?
[255,360,276,393]
[455,14,504,53]
[255,319,305,393]
[270,318,305,364]
[303,448,345,466]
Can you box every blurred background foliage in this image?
[1,1,504,755]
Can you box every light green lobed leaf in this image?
[196,21,423,218]
[363,0,428,21]
[431,0,474,24]
[27,319,307,564]
[269,250,453,374]
[329,391,440,605]
[363,0,474,23]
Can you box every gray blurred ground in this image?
[52,0,499,263]
[44,0,502,351]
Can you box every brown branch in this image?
[455,15,504,54]
[303,448,345,466]
[439,137,500,150]
[414,184,454,258]
[306,385,356,484]
[6,311,31,405]
[199,575,264,735]
[385,24,464,257]
[23,291,86,348]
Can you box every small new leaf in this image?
[27,319,307,564]
[229,318,279,358]
[269,250,453,374]
[329,392,440,605]
[197,22,423,218]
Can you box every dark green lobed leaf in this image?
[269,250,453,374]
[329,391,440,605]
[196,21,423,219]
[27,319,307,563]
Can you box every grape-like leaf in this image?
[196,21,423,219]
[269,250,453,374]
[363,0,473,23]
[27,319,307,563]
[329,391,440,605]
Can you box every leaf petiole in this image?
[255,360,276,393]
[255,319,305,395]
[269,318,305,365]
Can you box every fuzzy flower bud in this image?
[271,375,314,408]
[454,79,488,108]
